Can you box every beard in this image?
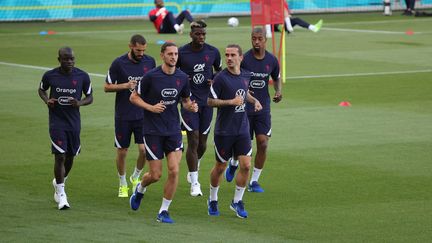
[131,51,142,62]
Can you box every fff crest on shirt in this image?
[193,63,205,72]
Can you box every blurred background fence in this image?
[1,0,431,21]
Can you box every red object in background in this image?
[339,101,352,107]
[405,29,414,35]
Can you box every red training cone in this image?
[405,29,414,35]
[339,101,351,107]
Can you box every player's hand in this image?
[207,79,213,86]
[156,7,166,16]
[187,100,198,113]
[69,97,80,107]
[151,101,166,113]
[254,100,262,112]
[46,98,57,108]
[231,95,244,106]
[128,80,137,91]
[273,92,282,103]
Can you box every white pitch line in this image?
[287,69,432,80]
[1,61,431,80]
[322,27,422,34]
[0,61,105,78]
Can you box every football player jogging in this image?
[225,27,282,193]
[207,44,262,218]
[177,20,222,197]
[129,42,198,224]
[104,34,156,198]
[38,46,93,210]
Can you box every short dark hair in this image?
[226,44,242,56]
[252,27,266,37]
[130,34,147,45]
[190,20,207,31]
[161,42,177,53]
[58,46,73,57]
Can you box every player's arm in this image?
[70,76,93,107]
[70,93,93,108]
[272,77,282,103]
[207,95,243,107]
[182,97,198,113]
[104,63,137,92]
[130,91,166,113]
[208,50,223,86]
[104,81,137,92]
[38,88,56,108]
[246,92,262,112]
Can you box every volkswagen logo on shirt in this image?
[234,89,246,113]
[236,89,246,98]
[193,73,205,84]
[57,96,72,105]
[250,80,265,89]
[161,88,178,97]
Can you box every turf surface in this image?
[0,12,431,242]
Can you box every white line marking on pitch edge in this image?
[322,27,423,34]
[0,61,105,78]
[287,69,432,80]
[1,61,431,80]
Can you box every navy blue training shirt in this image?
[106,53,156,121]
[40,67,92,131]
[137,66,191,136]
[241,50,280,114]
[177,43,222,106]
[209,68,251,136]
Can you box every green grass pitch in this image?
[0,12,431,242]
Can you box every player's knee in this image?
[149,172,162,182]
[215,162,226,174]
[54,153,66,163]
[197,143,207,154]
[257,140,268,151]
[167,166,179,178]
[240,161,251,172]
[117,148,128,155]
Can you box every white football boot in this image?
[58,193,70,210]
[190,182,203,197]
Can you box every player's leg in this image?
[156,133,183,223]
[208,136,233,216]
[197,105,212,168]
[130,134,166,211]
[249,134,268,192]
[230,134,252,218]
[54,153,70,210]
[249,114,270,192]
[50,129,70,209]
[163,150,181,197]
[161,12,183,34]
[114,120,133,197]
[64,155,74,178]
[130,121,146,192]
[181,107,202,194]
[175,10,194,25]
[186,130,199,173]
